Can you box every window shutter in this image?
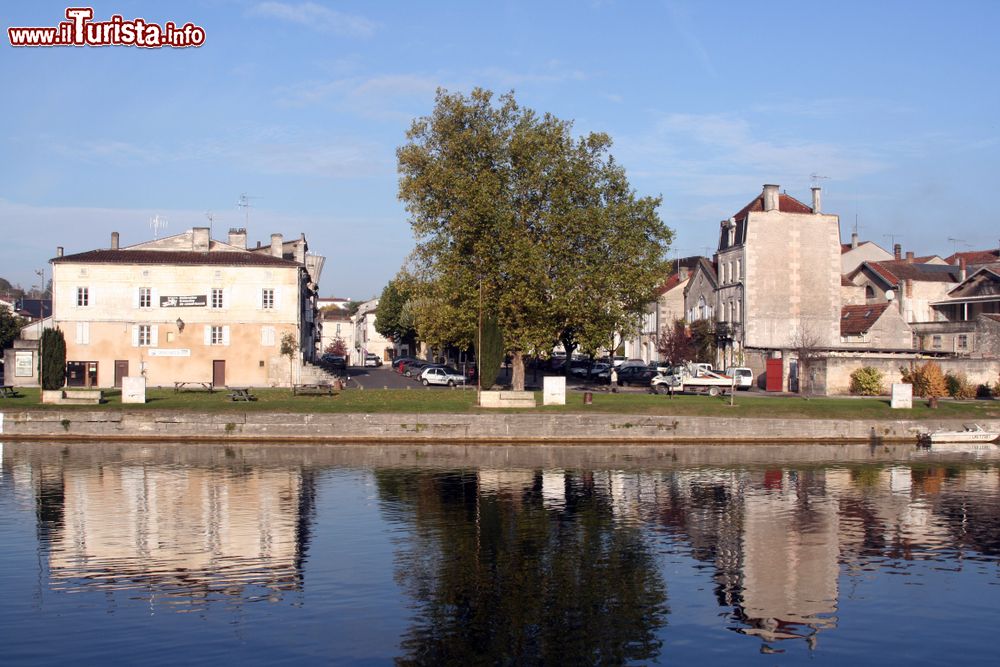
[261,326,275,346]
[132,325,140,347]
[273,287,281,310]
[204,325,212,346]
[222,326,230,346]
[222,288,231,309]
[132,288,141,309]
[258,288,264,310]
[150,325,158,347]
[151,288,159,307]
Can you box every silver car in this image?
[419,366,466,387]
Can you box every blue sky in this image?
[2,0,999,299]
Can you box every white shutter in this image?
[204,325,212,346]
[222,288,231,309]
[132,325,140,347]
[132,288,141,309]
[258,288,264,310]
[76,322,89,345]
[222,326,230,346]
[261,326,275,346]
[273,287,282,311]
[151,288,159,307]
[150,325,158,347]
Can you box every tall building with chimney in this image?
[49,227,324,388]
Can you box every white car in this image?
[725,367,754,390]
[419,366,466,387]
[364,353,382,367]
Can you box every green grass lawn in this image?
[4,386,999,420]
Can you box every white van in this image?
[725,367,754,390]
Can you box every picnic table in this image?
[227,387,256,401]
[1,385,21,398]
[293,383,336,396]
[174,381,214,393]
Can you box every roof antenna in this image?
[237,193,260,228]
[947,237,967,256]
[149,215,168,240]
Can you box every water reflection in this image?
[1,442,998,663]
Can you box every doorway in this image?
[213,360,226,388]
[114,360,129,388]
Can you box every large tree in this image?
[1,304,26,351]
[374,277,417,349]
[398,88,673,390]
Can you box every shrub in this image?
[849,367,884,396]
[977,384,993,399]
[945,372,976,399]
[40,328,66,390]
[900,361,948,398]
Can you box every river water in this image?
[1,441,997,665]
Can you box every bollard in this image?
[583,391,593,405]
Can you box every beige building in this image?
[50,227,324,388]
[352,298,394,364]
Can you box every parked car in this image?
[320,353,347,369]
[616,366,657,387]
[617,359,649,371]
[419,365,466,387]
[725,367,754,390]
[392,357,417,373]
[401,360,429,377]
[587,363,612,381]
[568,360,593,378]
[364,353,382,367]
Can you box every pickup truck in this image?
[651,363,736,396]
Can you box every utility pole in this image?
[35,267,44,390]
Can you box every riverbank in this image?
[2,407,999,443]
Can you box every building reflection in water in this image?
[8,447,316,611]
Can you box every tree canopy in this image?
[397,88,673,389]
[374,277,417,347]
[1,304,26,350]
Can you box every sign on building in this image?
[160,295,207,307]
[14,350,33,377]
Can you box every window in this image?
[211,326,225,345]
[76,287,89,306]
[736,259,742,280]
[139,287,151,309]
[205,325,229,346]
[261,288,275,309]
[132,324,157,347]
[75,322,89,345]
[957,334,968,350]
[138,325,152,346]
[865,285,875,299]
[261,326,275,346]
[211,288,224,309]
[931,335,942,349]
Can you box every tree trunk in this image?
[511,350,526,391]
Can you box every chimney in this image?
[959,257,967,281]
[111,231,119,250]
[811,187,822,214]
[56,246,64,257]
[228,227,247,249]
[679,265,689,281]
[270,233,283,258]
[905,278,913,298]
[893,243,902,260]
[295,233,306,263]
[762,184,779,212]
[851,232,859,249]
[905,251,914,263]
[192,227,210,252]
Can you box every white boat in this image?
[918,424,999,445]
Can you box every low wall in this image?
[824,357,1000,395]
[2,409,997,444]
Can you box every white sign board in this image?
[149,348,191,357]
[15,350,33,377]
[543,376,566,406]
[122,376,147,404]
[891,383,913,409]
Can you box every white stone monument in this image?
[543,376,566,406]
[891,383,912,409]
[122,376,147,404]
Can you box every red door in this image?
[765,358,784,392]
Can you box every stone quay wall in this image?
[2,409,998,444]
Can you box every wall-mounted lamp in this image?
[176,318,185,332]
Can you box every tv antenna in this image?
[237,193,260,227]
[149,215,168,239]
[883,233,903,249]
[810,172,830,186]
[947,237,968,256]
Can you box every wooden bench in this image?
[174,381,214,393]
[293,383,336,396]
[227,387,257,402]
[0,385,21,398]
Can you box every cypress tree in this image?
[477,313,504,391]
[40,328,66,390]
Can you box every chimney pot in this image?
[959,258,967,282]
[227,227,247,249]
[111,231,119,250]
[57,246,64,257]
[894,243,902,260]
[905,251,914,262]
[811,187,822,214]
[851,232,859,249]
[762,184,780,212]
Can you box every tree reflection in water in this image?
[377,470,668,665]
